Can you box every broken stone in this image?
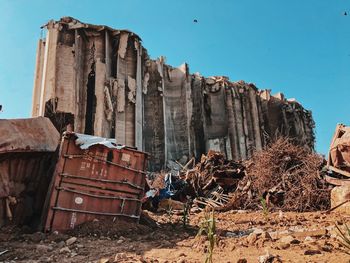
[114,253,127,262]
[246,233,258,245]
[36,244,53,252]
[56,241,65,248]
[304,249,322,255]
[253,228,264,235]
[321,245,333,252]
[258,251,279,263]
[66,237,77,246]
[304,236,314,242]
[279,235,298,244]
[261,231,272,240]
[293,229,326,239]
[59,246,71,254]
[28,232,45,242]
[277,242,290,250]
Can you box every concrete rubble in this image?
[31,17,315,171]
[326,124,350,213]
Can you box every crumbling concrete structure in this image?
[32,17,315,171]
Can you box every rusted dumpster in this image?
[0,117,60,228]
[44,132,148,231]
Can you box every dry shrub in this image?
[242,137,331,212]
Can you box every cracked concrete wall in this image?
[32,17,315,171]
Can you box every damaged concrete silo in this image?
[31,17,315,171]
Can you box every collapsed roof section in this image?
[31,17,315,171]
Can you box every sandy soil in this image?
[1,210,349,263]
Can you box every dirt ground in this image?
[1,210,349,263]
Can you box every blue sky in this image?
[0,0,349,154]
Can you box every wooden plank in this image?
[328,165,350,178]
[325,175,350,186]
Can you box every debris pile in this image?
[185,150,245,196]
[233,138,331,212]
[145,138,332,213]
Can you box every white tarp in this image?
[74,133,124,150]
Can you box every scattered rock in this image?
[237,259,247,263]
[255,238,266,248]
[268,231,278,240]
[59,246,71,254]
[36,244,53,252]
[278,210,283,220]
[277,242,290,250]
[253,228,264,235]
[100,258,109,263]
[247,233,258,245]
[261,231,272,240]
[128,245,135,250]
[304,249,322,255]
[321,245,333,252]
[117,239,124,244]
[258,251,281,263]
[279,235,295,244]
[114,253,127,262]
[28,232,45,242]
[304,236,314,242]
[66,237,77,246]
[293,229,326,239]
[56,241,66,248]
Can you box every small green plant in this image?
[197,210,216,263]
[182,201,190,229]
[260,196,269,219]
[335,222,350,254]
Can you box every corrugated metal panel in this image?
[44,133,148,231]
[0,117,59,228]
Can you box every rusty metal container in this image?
[0,117,60,228]
[44,132,148,231]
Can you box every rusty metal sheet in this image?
[44,132,148,231]
[0,117,60,154]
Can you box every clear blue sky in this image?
[0,0,349,154]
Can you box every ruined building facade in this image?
[31,17,315,171]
